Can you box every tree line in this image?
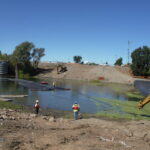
[114,46,150,76]
[0,41,45,78]
[1,42,150,77]
[73,46,150,76]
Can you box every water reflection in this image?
[0,78,141,113]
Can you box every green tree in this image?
[32,48,45,69]
[131,46,150,76]
[73,56,82,63]
[0,53,9,61]
[9,55,19,78]
[12,41,35,78]
[114,57,123,66]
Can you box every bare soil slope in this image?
[38,63,134,84]
[1,109,150,150]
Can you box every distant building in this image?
[0,61,8,75]
[83,61,89,64]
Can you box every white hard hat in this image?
[36,100,39,103]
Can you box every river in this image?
[0,78,149,113]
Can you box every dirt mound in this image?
[1,109,150,150]
[37,63,134,84]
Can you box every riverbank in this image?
[37,63,135,84]
[1,63,150,149]
[1,108,150,150]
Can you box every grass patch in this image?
[126,91,144,100]
[91,97,150,120]
[107,83,134,94]
[90,80,104,86]
[90,82,144,101]
[0,101,22,110]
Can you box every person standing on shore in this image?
[72,101,80,120]
[34,100,40,114]
[53,82,56,89]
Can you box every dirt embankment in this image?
[1,109,150,150]
[37,63,135,84]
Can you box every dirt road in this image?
[1,109,150,150]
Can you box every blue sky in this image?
[0,0,150,65]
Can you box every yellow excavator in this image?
[138,95,150,109]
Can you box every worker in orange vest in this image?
[34,100,40,114]
[72,101,80,120]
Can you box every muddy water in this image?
[0,78,145,113]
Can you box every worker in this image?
[72,101,80,120]
[34,100,40,114]
[53,82,56,88]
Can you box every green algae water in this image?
[0,78,150,120]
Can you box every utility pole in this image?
[128,40,130,64]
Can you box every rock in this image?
[1,115,7,120]
[26,124,33,129]
[123,129,133,137]
[29,114,37,118]
[10,117,16,120]
[57,118,64,122]
[17,117,21,120]
[42,116,49,120]
[49,117,55,122]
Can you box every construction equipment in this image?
[57,64,67,74]
[138,95,150,109]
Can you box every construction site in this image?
[0,62,150,150]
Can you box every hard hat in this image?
[36,100,39,103]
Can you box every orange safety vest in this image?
[72,104,80,112]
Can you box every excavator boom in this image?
[138,95,150,109]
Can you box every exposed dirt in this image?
[1,63,150,150]
[37,63,134,84]
[1,109,150,150]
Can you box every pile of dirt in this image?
[37,63,134,84]
[1,109,150,150]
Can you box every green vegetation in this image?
[91,97,150,120]
[88,62,99,65]
[73,55,82,63]
[0,101,22,110]
[131,46,150,76]
[18,70,30,79]
[32,48,45,69]
[114,57,123,66]
[90,80,104,86]
[90,81,143,101]
[91,81,129,90]
[107,83,134,93]
[126,91,144,100]
[0,41,45,78]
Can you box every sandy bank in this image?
[37,63,135,84]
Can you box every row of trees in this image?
[0,41,45,78]
[73,55,123,66]
[112,46,150,76]
[1,42,150,77]
[73,46,150,76]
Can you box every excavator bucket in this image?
[138,95,150,109]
